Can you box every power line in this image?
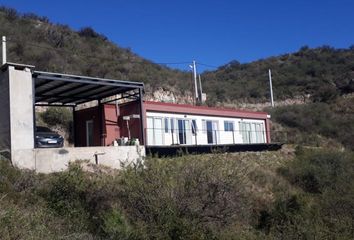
[197,62,219,69]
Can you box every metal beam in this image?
[139,88,145,145]
[36,94,97,100]
[35,74,144,89]
[101,91,140,104]
[33,70,144,88]
[35,81,71,96]
[45,84,105,104]
[37,83,88,102]
[35,103,76,107]
[34,79,53,89]
[60,86,123,105]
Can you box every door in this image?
[178,119,186,144]
[154,118,163,145]
[184,120,192,144]
[146,117,164,145]
[206,120,218,144]
[147,117,154,145]
[86,120,94,146]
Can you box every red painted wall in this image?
[119,101,143,143]
[103,104,121,146]
[74,107,101,147]
[74,101,143,146]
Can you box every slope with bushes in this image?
[1,148,353,239]
[202,46,354,104]
[1,6,354,105]
[269,96,354,150]
[0,6,190,95]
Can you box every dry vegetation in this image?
[2,147,353,239]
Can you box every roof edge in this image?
[144,101,269,116]
[0,62,35,71]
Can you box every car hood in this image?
[36,132,61,138]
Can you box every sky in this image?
[1,0,354,72]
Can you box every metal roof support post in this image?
[32,76,36,149]
[72,106,76,147]
[138,88,145,146]
[98,100,105,146]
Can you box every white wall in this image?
[146,111,267,146]
[0,64,35,168]
[12,146,145,173]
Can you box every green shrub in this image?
[261,149,354,239]
[270,100,354,149]
[40,107,72,131]
[40,163,92,232]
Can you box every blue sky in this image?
[1,0,354,71]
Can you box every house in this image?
[0,62,275,173]
[74,101,271,147]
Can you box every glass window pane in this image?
[164,118,169,133]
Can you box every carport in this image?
[32,71,145,146]
[0,63,146,173]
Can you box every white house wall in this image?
[146,111,267,146]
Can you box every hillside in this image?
[0,7,190,96]
[202,46,354,105]
[2,7,354,106]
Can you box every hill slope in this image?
[0,7,190,95]
[202,46,354,104]
[1,7,354,106]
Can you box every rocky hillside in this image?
[202,46,354,105]
[0,7,191,97]
[2,6,354,106]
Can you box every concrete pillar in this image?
[0,66,11,158]
[0,63,35,169]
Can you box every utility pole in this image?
[192,60,199,104]
[2,36,6,65]
[268,69,275,107]
[198,74,203,103]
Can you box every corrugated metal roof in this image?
[33,71,144,106]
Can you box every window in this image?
[202,120,207,133]
[191,120,197,135]
[239,121,265,144]
[164,118,169,133]
[224,121,234,132]
[170,118,175,133]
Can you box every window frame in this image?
[224,121,234,132]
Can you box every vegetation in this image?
[261,148,354,239]
[269,96,354,150]
[40,107,73,131]
[202,46,354,104]
[1,5,354,240]
[0,6,190,95]
[1,149,353,239]
[1,6,354,104]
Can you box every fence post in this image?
[195,130,197,145]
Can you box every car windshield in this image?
[36,126,53,133]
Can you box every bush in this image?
[311,85,339,103]
[40,107,72,130]
[270,100,354,150]
[116,154,254,239]
[260,149,354,239]
[78,27,107,41]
